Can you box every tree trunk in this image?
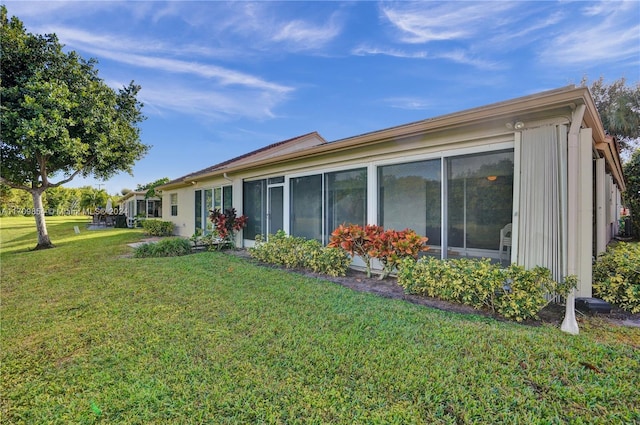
[31,190,54,250]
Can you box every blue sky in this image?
[5,1,640,195]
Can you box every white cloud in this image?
[384,96,432,110]
[272,17,342,51]
[43,26,242,61]
[352,45,501,70]
[138,81,287,121]
[380,2,516,44]
[352,45,428,59]
[539,2,640,65]
[435,50,503,71]
[89,47,293,94]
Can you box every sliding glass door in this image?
[377,150,514,260]
[446,150,514,258]
[290,174,323,241]
[378,159,441,250]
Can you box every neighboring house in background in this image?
[157,86,626,298]
[118,190,162,226]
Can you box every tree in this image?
[623,149,640,237]
[584,77,640,154]
[0,7,149,249]
[79,188,108,212]
[136,177,169,199]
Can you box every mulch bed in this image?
[226,249,640,328]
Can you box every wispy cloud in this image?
[352,45,428,59]
[380,2,516,44]
[384,96,432,110]
[539,1,640,65]
[138,81,287,121]
[352,45,501,70]
[36,25,293,118]
[271,17,342,51]
[435,50,503,71]
[83,45,293,94]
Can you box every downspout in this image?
[561,103,585,335]
[223,172,233,182]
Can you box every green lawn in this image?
[1,216,639,424]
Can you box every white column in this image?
[511,132,521,264]
[595,158,606,255]
[577,128,593,298]
[562,104,585,335]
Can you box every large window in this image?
[378,159,441,247]
[290,174,323,241]
[195,186,232,232]
[377,150,514,259]
[325,169,367,242]
[446,150,514,254]
[170,193,178,216]
[290,168,367,243]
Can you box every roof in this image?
[119,190,161,202]
[158,86,626,191]
[157,131,327,190]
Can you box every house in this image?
[118,190,163,226]
[157,86,626,298]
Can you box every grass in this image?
[1,216,639,424]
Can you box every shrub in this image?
[329,224,429,279]
[208,208,248,249]
[141,219,174,236]
[328,224,382,278]
[249,231,350,277]
[307,246,352,277]
[369,228,429,279]
[190,229,223,251]
[134,237,192,258]
[397,257,575,321]
[593,242,640,313]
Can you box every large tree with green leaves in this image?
[623,150,640,237]
[584,77,640,236]
[584,77,640,154]
[0,7,149,249]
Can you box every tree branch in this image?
[49,167,86,188]
[0,176,32,191]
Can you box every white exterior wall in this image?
[162,189,195,237]
[161,97,615,299]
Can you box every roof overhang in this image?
[158,86,626,191]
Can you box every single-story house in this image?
[118,190,163,226]
[157,86,626,298]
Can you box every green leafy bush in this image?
[397,257,575,321]
[593,242,640,313]
[134,237,192,258]
[141,219,174,236]
[307,245,352,277]
[249,231,350,277]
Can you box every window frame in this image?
[170,193,178,216]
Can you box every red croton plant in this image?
[209,208,248,248]
[328,224,429,279]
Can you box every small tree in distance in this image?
[0,6,149,249]
[136,177,170,199]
